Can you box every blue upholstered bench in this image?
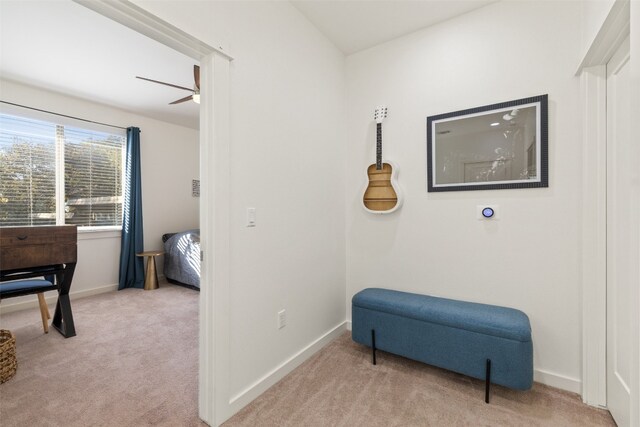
[352,288,533,402]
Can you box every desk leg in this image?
[52,263,77,338]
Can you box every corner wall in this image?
[345,1,584,393]
[131,0,347,422]
[0,79,199,310]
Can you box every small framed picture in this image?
[192,179,200,197]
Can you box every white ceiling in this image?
[0,1,495,129]
[0,0,199,130]
[291,0,497,54]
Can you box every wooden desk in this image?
[0,225,78,338]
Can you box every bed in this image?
[162,229,200,290]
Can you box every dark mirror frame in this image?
[426,94,548,192]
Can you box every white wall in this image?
[132,0,347,419]
[345,1,584,393]
[0,79,199,309]
[582,0,617,57]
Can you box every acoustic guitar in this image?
[362,106,402,214]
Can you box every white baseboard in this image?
[534,368,582,394]
[346,320,352,331]
[227,321,348,415]
[0,283,119,314]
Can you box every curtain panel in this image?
[118,127,144,289]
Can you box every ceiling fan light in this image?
[192,93,201,104]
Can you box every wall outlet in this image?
[277,309,286,329]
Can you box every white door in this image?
[606,36,634,427]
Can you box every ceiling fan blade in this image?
[136,76,193,92]
[194,65,200,90]
[169,95,194,105]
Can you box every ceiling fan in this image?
[136,65,200,104]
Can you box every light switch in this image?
[247,208,256,227]
[278,309,286,329]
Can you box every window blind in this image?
[63,126,123,227]
[0,112,125,228]
[0,114,57,226]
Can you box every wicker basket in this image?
[0,329,17,384]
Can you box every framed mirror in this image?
[427,94,548,192]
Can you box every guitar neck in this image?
[376,123,382,170]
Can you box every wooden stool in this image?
[136,251,164,290]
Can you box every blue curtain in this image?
[118,127,144,289]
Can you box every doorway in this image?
[77,5,234,425]
[580,3,638,422]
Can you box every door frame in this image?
[73,1,233,425]
[578,0,631,410]
[580,62,608,407]
[605,36,632,427]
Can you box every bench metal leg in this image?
[371,329,377,365]
[485,359,491,403]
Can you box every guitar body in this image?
[363,162,401,213]
[362,106,402,214]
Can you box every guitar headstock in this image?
[374,106,388,124]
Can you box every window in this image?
[0,112,125,228]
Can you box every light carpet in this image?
[0,283,203,427]
[1,286,614,427]
[224,333,614,427]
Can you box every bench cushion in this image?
[352,288,531,342]
[0,279,56,297]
